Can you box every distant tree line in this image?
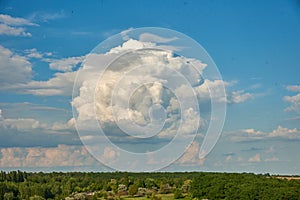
[0,171,299,200]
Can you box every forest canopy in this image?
[0,171,300,200]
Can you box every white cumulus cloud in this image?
[0,108,48,132]
[0,14,37,37]
[73,39,205,139]
[48,56,85,72]
[0,45,33,85]
[0,24,31,37]
[227,125,300,142]
[0,145,96,168]
[286,85,300,92]
[100,147,120,165]
[284,90,300,114]
[284,85,300,113]
[6,71,77,96]
[0,14,37,26]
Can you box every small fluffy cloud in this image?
[24,48,52,59]
[6,71,77,96]
[225,155,233,161]
[0,14,37,26]
[196,80,253,104]
[100,147,120,165]
[248,154,261,162]
[0,145,96,168]
[265,157,279,162]
[227,125,300,142]
[0,108,80,148]
[286,85,300,92]
[0,14,37,37]
[0,118,45,131]
[227,90,253,104]
[0,24,31,37]
[0,107,74,133]
[196,79,228,103]
[51,118,75,131]
[269,126,300,139]
[108,39,156,54]
[284,85,300,113]
[0,45,32,85]
[48,56,85,72]
[0,110,41,132]
[284,94,300,113]
[0,109,3,120]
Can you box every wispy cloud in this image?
[0,14,37,37]
[0,14,38,26]
[139,33,178,43]
[0,24,31,37]
[265,157,279,162]
[23,48,52,59]
[29,11,66,22]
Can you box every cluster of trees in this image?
[190,173,300,200]
[0,171,299,200]
[0,171,192,200]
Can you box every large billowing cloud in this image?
[72,38,252,139]
[69,31,257,171]
[72,39,205,139]
[70,35,222,171]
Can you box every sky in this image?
[0,0,300,174]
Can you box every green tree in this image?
[128,184,138,196]
[173,189,183,199]
[3,193,14,200]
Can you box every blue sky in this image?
[0,0,300,173]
